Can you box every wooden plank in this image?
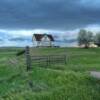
[30,55,67,67]
[25,46,31,71]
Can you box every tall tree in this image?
[94,33,100,47]
[78,29,93,48]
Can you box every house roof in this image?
[33,34,54,41]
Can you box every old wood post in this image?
[64,55,67,64]
[25,46,31,71]
[47,56,50,66]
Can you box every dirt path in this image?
[90,71,100,79]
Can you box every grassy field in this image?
[0,47,100,100]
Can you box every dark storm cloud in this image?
[9,37,31,42]
[55,39,77,43]
[0,0,100,30]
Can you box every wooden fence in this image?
[31,55,66,65]
[25,46,67,71]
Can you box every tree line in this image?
[78,29,100,48]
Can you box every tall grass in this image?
[0,47,100,100]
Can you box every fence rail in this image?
[20,46,67,71]
[31,55,66,65]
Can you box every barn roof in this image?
[33,34,54,41]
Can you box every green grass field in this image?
[0,47,100,100]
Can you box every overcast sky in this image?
[0,0,100,47]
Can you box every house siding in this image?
[33,34,54,47]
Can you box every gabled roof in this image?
[33,34,54,41]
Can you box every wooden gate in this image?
[21,46,67,71]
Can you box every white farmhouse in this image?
[32,34,54,47]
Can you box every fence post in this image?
[47,56,50,66]
[64,55,67,64]
[25,46,31,71]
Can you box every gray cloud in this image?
[0,0,100,30]
[0,31,33,47]
[0,39,3,41]
[9,37,32,42]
